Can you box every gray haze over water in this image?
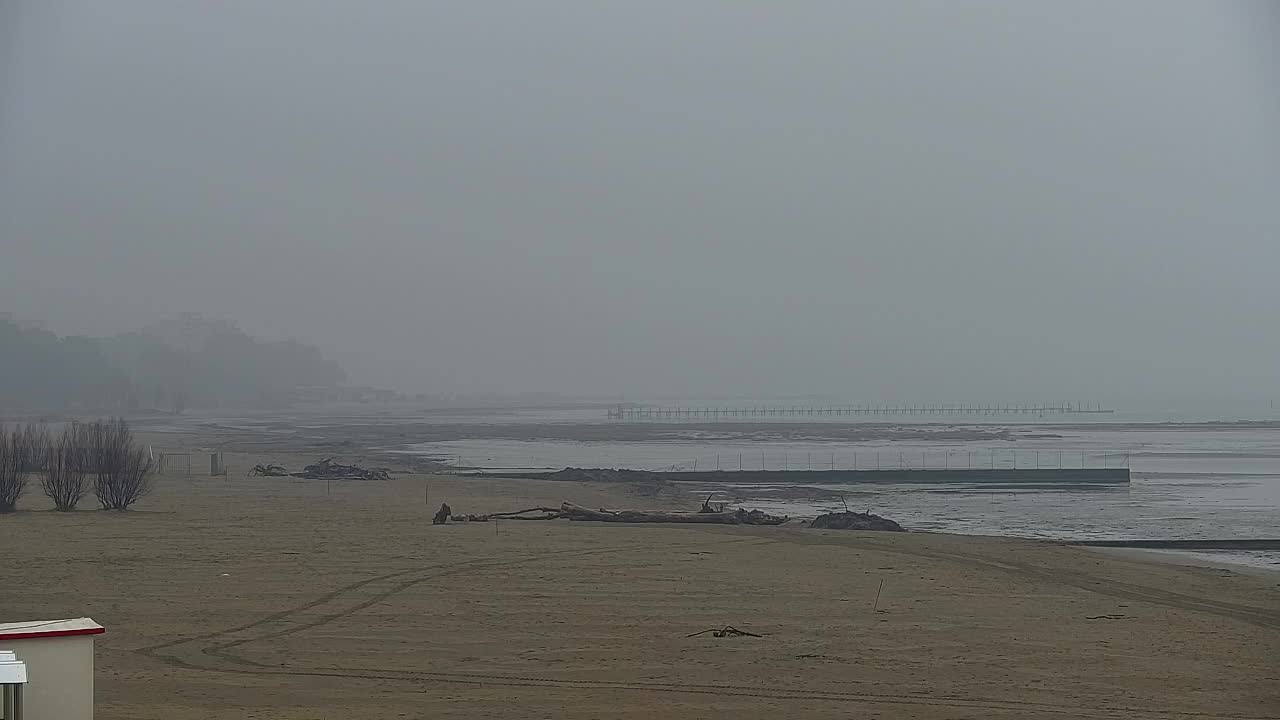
[2,1,1278,403]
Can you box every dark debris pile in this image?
[250,458,391,481]
[808,511,905,532]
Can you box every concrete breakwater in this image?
[482,467,1130,485]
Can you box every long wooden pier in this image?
[608,403,1112,420]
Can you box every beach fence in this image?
[154,451,229,477]
[653,449,1131,473]
[156,452,192,477]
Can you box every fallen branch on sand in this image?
[486,507,563,520]
[440,501,788,525]
[686,626,763,638]
[700,494,726,513]
[249,463,289,477]
[559,502,787,525]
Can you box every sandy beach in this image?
[8,1,1279,715]
[3,436,1277,720]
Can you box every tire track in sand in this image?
[139,541,701,668]
[136,534,1279,719]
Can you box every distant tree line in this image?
[0,418,151,512]
[0,318,131,409]
[0,314,346,411]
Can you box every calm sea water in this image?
[402,409,1280,571]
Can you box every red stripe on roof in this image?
[0,627,105,641]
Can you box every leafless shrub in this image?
[90,417,129,508]
[41,423,90,511]
[0,424,23,512]
[0,422,46,513]
[90,418,153,511]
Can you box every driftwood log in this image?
[687,625,763,638]
[559,502,786,525]
[486,507,562,520]
[249,463,289,477]
[451,502,787,525]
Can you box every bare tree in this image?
[112,445,153,511]
[41,423,90,511]
[90,418,153,511]
[0,422,45,513]
[0,424,23,512]
[90,417,128,508]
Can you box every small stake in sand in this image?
[873,578,885,612]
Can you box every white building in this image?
[0,618,103,720]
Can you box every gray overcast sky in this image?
[1,1,1277,402]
